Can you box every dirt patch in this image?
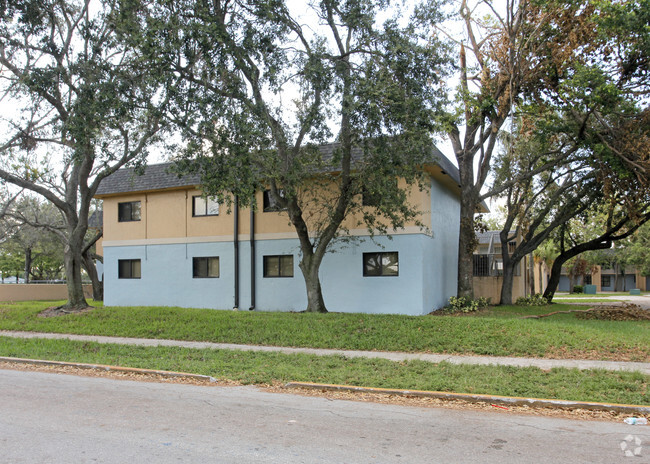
[0,360,641,423]
[575,304,650,321]
[545,346,650,362]
[38,305,96,318]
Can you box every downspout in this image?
[234,196,239,310]
[249,206,256,310]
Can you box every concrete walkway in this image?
[2,330,649,375]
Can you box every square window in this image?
[193,196,219,217]
[601,275,611,288]
[193,257,219,278]
[263,189,286,212]
[363,252,399,277]
[118,259,141,279]
[118,201,141,222]
[263,255,293,277]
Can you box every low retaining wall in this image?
[0,284,93,302]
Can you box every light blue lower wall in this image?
[104,232,457,315]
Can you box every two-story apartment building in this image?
[95,149,463,315]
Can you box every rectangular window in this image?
[263,255,293,277]
[363,252,399,277]
[473,254,489,276]
[601,275,611,288]
[263,189,286,212]
[584,275,592,285]
[193,196,219,216]
[118,259,141,279]
[118,201,141,222]
[192,257,220,278]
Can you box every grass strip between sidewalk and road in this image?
[0,336,647,406]
[0,301,648,361]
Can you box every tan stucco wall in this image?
[101,179,435,244]
[473,275,528,303]
[0,284,93,302]
[103,194,147,241]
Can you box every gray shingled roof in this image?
[96,143,459,196]
[96,163,200,196]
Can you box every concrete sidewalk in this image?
[2,330,649,375]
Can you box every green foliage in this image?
[443,296,490,313]
[572,285,583,294]
[515,294,549,306]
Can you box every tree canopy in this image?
[121,0,453,312]
[0,0,172,309]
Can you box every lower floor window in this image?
[363,252,399,276]
[263,255,293,277]
[601,275,611,287]
[193,257,220,278]
[118,259,141,279]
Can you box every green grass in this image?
[553,293,622,298]
[0,300,648,361]
[0,336,647,406]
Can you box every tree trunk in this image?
[457,200,477,298]
[24,247,32,284]
[298,251,327,313]
[82,250,103,301]
[63,240,89,310]
[528,253,535,295]
[499,260,516,305]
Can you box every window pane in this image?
[118,203,130,222]
[118,202,140,221]
[119,259,140,279]
[207,198,219,215]
[193,197,206,216]
[363,252,398,277]
[280,255,293,277]
[192,257,205,277]
[263,189,286,212]
[118,260,130,278]
[264,256,280,277]
[382,252,399,276]
[131,259,141,278]
[131,202,141,221]
[207,257,219,277]
[363,253,382,276]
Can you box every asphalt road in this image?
[0,369,647,463]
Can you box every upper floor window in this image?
[118,259,141,279]
[363,252,399,277]
[263,255,293,277]
[263,189,286,212]
[118,201,141,222]
[193,256,220,278]
[193,195,219,217]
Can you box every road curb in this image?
[0,356,218,383]
[285,382,650,415]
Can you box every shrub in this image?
[573,285,584,294]
[443,296,490,313]
[515,294,549,306]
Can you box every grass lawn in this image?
[0,300,648,361]
[1,336,647,406]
